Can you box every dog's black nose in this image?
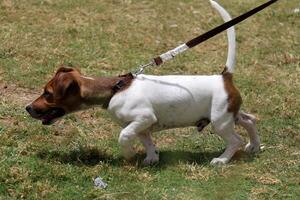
[25,105,32,113]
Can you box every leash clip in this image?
[132,60,156,77]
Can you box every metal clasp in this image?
[132,60,155,77]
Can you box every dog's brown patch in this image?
[31,66,82,114]
[80,73,134,108]
[222,67,242,116]
[27,66,134,124]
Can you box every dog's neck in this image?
[78,74,133,109]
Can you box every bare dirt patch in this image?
[0,80,40,126]
[0,80,39,106]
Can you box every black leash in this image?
[186,0,278,49]
[133,0,279,75]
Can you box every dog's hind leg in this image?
[210,114,243,166]
[138,132,159,165]
[118,113,157,160]
[236,111,260,153]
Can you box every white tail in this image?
[210,0,236,73]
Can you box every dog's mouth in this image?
[37,108,65,125]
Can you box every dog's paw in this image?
[244,142,260,154]
[210,157,229,166]
[143,154,159,166]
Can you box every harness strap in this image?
[112,73,134,93]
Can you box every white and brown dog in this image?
[26,1,260,166]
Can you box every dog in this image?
[26,0,260,166]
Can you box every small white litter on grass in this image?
[294,8,300,13]
[94,177,107,189]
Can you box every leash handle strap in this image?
[153,0,278,66]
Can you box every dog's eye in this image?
[43,91,53,101]
[43,91,50,97]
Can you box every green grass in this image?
[0,0,299,199]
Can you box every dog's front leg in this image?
[138,132,159,165]
[118,114,157,160]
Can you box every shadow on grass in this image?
[139,150,221,167]
[137,149,256,168]
[36,146,121,166]
[37,147,255,168]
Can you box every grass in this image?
[0,0,299,199]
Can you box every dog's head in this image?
[26,66,83,125]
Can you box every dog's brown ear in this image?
[56,66,74,74]
[54,65,92,98]
[54,73,80,100]
[56,65,81,75]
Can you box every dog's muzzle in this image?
[26,105,65,125]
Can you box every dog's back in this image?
[108,74,227,130]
